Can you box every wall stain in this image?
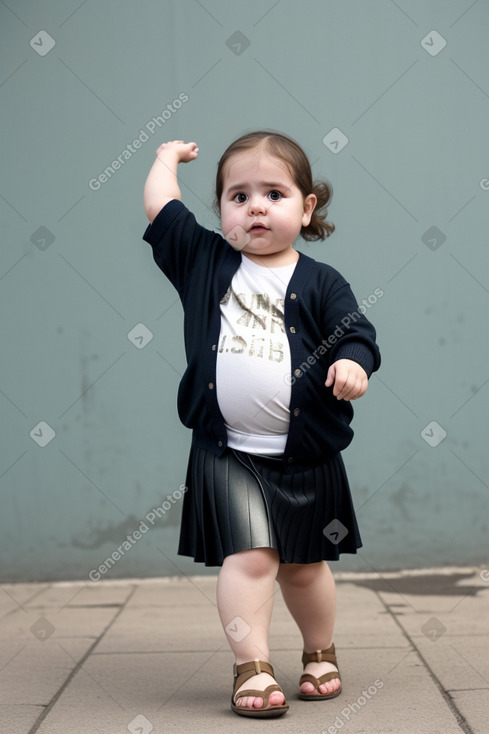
[389,482,414,521]
[72,514,142,549]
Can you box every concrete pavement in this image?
[1,567,488,734]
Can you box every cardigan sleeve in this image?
[321,277,381,378]
[142,199,224,295]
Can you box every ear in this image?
[301,193,317,227]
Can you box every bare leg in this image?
[276,561,341,696]
[216,548,285,710]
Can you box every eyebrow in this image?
[225,181,288,194]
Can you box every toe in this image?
[302,660,341,697]
[269,690,285,707]
[238,695,264,709]
[318,677,341,696]
[234,672,285,711]
[236,690,284,710]
[300,680,318,695]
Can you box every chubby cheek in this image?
[220,205,243,237]
[274,214,302,240]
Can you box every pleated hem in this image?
[177,446,362,567]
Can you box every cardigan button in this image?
[287,457,293,463]
[294,369,301,378]
[208,382,214,389]
[290,293,297,300]
[218,440,223,447]
[293,408,300,417]
[211,344,217,351]
[290,326,296,334]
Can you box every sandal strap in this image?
[233,683,283,707]
[300,670,341,689]
[233,659,275,692]
[301,643,337,667]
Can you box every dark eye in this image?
[268,190,282,201]
[234,193,248,203]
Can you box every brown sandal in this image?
[299,643,342,700]
[231,659,289,718]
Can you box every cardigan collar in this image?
[217,247,315,301]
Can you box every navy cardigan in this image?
[143,200,381,470]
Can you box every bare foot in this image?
[234,671,286,710]
[300,660,341,697]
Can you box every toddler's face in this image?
[220,148,316,259]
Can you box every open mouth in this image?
[249,223,269,234]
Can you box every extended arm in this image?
[143,140,198,223]
[321,281,380,401]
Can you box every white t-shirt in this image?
[216,254,296,455]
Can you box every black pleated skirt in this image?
[177,445,362,566]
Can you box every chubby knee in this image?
[223,548,279,579]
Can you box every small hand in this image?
[325,359,368,401]
[156,140,199,163]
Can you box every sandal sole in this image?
[231,702,289,718]
[298,687,342,701]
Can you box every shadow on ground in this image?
[340,571,489,597]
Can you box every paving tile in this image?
[95,603,224,653]
[0,584,52,616]
[1,572,486,734]
[0,704,45,734]
[383,594,489,639]
[0,638,94,705]
[125,576,218,608]
[0,606,121,646]
[36,647,462,734]
[409,635,489,692]
[450,689,489,734]
[21,582,135,610]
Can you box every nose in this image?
[248,196,267,215]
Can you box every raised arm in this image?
[143,140,199,223]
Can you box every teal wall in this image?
[1,0,488,582]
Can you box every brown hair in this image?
[214,130,335,241]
